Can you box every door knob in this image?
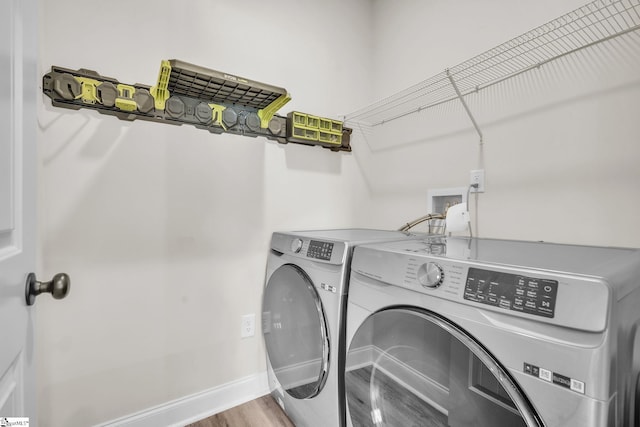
[25,272,70,306]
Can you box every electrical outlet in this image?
[470,169,485,193]
[241,313,255,338]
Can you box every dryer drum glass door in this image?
[345,308,542,427]
[263,264,330,399]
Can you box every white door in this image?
[0,0,38,423]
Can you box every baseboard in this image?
[95,371,270,427]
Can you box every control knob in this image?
[290,238,303,253]
[418,262,444,288]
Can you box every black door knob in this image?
[25,272,70,306]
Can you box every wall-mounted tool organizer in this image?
[42,59,352,152]
[344,0,640,145]
[287,111,344,146]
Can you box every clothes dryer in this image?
[262,229,424,427]
[345,236,640,427]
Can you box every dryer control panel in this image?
[271,232,347,265]
[307,240,334,261]
[464,268,558,318]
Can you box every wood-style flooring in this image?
[186,395,295,427]
[346,365,449,427]
[188,365,448,427]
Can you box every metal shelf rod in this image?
[446,70,483,144]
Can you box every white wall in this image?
[36,1,372,426]
[36,1,640,426]
[354,0,640,247]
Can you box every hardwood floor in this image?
[186,395,295,427]
[188,363,450,426]
[188,365,449,427]
[346,365,449,427]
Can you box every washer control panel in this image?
[352,239,613,330]
[307,240,334,261]
[464,267,558,318]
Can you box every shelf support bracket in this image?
[446,69,483,144]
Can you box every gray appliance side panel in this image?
[610,285,640,426]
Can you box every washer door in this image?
[263,263,329,399]
[345,308,543,427]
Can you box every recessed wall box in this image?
[427,187,467,215]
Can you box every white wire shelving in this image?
[344,0,640,142]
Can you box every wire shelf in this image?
[345,0,640,128]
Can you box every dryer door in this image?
[263,263,329,399]
[345,308,543,427]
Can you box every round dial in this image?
[290,238,303,253]
[418,262,444,288]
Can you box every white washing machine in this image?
[262,229,425,427]
[344,236,640,427]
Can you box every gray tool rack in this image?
[42,60,352,152]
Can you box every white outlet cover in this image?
[241,313,255,338]
[470,169,485,193]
